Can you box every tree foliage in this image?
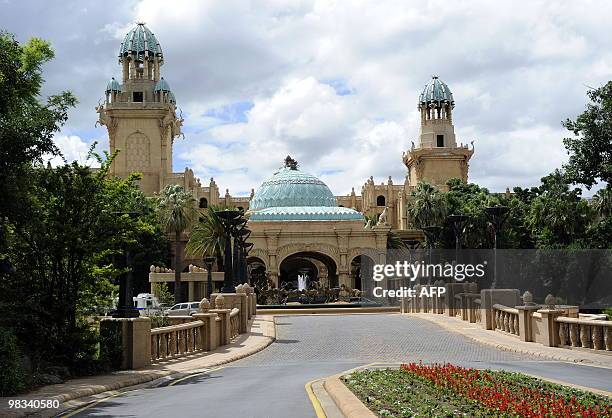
[562,81,612,188]
[157,185,197,302]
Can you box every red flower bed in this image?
[401,363,611,417]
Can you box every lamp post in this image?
[112,211,141,318]
[233,227,251,285]
[447,214,468,269]
[242,242,254,285]
[203,256,216,298]
[215,209,241,293]
[484,205,510,289]
[422,225,442,284]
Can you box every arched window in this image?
[376,195,386,207]
[199,197,208,208]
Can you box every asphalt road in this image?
[64,314,612,418]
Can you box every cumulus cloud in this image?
[3,0,611,196]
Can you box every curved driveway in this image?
[68,314,612,418]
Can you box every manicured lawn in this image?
[342,363,611,417]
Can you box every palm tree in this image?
[408,182,447,228]
[157,185,197,302]
[186,205,229,272]
[592,187,612,219]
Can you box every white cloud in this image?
[4,0,611,195]
[46,135,102,168]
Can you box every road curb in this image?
[323,375,376,418]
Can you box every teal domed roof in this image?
[119,23,163,62]
[106,77,121,92]
[249,158,363,222]
[250,166,336,210]
[154,77,171,92]
[419,76,454,108]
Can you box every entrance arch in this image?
[278,251,338,289]
[350,254,375,291]
[247,256,267,289]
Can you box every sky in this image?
[2,0,611,197]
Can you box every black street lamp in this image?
[484,205,510,289]
[112,211,141,318]
[422,225,442,284]
[203,256,216,298]
[242,242,254,285]
[215,209,241,293]
[447,214,469,268]
[233,227,251,285]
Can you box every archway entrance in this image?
[350,254,375,291]
[247,256,267,289]
[279,252,338,290]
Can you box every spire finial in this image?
[284,155,298,170]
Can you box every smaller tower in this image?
[403,76,473,191]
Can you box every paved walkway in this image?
[410,313,612,368]
[55,314,612,418]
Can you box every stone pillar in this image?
[339,272,351,288]
[192,313,217,351]
[210,309,231,345]
[516,306,540,342]
[479,289,520,330]
[100,317,151,370]
[537,309,565,347]
[188,282,195,301]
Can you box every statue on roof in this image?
[284,155,299,170]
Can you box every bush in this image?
[0,327,26,396]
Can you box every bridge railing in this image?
[100,283,258,369]
[401,284,611,355]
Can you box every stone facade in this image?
[98,25,476,283]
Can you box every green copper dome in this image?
[249,158,363,222]
[154,77,171,92]
[250,166,336,210]
[419,76,454,108]
[106,77,121,92]
[119,23,163,63]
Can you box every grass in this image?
[342,364,611,417]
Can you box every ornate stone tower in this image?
[96,23,183,195]
[403,76,473,191]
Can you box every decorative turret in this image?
[119,23,163,82]
[403,75,474,191]
[418,76,456,148]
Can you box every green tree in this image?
[562,82,612,189]
[186,204,230,271]
[591,187,612,219]
[0,31,76,250]
[526,170,593,248]
[408,182,447,229]
[157,185,197,302]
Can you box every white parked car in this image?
[165,302,201,316]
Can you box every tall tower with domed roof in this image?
[403,76,473,191]
[96,23,182,195]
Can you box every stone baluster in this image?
[503,312,510,333]
[151,335,157,360]
[569,324,579,347]
[170,331,177,356]
[579,324,591,348]
[605,327,612,351]
[513,315,519,335]
[592,326,603,350]
[558,323,568,346]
